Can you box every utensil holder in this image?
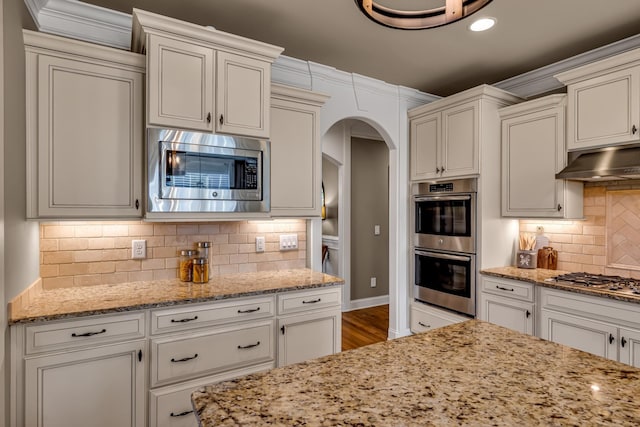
[517,250,537,269]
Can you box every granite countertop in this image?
[481,266,640,304]
[192,319,640,426]
[9,269,343,325]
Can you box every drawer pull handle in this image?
[609,334,615,345]
[71,329,106,338]
[418,322,430,328]
[496,285,514,292]
[171,354,198,363]
[238,307,261,314]
[170,316,198,323]
[621,337,628,348]
[238,341,261,349]
[302,298,322,304]
[170,410,194,418]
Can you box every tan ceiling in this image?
[82,0,640,97]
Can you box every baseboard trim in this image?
[344,295,389,311]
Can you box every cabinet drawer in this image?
[151,296,275,335]
[481,276,535,302]
[410,302,469,333]
[150,320,274,387]
[25,312,145,354]
[277,287,341,315]
[149,362,274,427]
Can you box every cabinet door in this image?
[216,51,269,138]
[441,101,479,177]
[24,340,146,427]
[566,67,640,150]
[502,107,565,217]
[31,55,143,218]
[540,309,618,360]
[278,310,340,367]
[147,35,214,131]
[619,327,640,368]
[410,112,440,180]
[480,293,534,335]
[270,96,320,216]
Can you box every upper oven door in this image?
[160,141,262,201]
[414,193,476,253]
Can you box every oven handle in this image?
[414,249,471,262]
[414,195,472,202]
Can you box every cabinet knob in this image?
[525,310,531,318]
[557,204,563,211]
[219,114,224,125]
[633,125,638,135]
[436,167,440,173]
[135,199,139,210]
[206,112,212,123]
[621,337,627,348]
[609,333,615,345]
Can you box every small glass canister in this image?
[192,258,209,283]
[196,241,211,260]
[179,249,197,282]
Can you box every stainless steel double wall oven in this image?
[412,178,477,316]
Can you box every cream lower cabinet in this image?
[276,287,342,366]
[24,30,144,219]
[408,85,521,181]
[479,276,535,335]
[410,300,469,334]
[499,94,583,218]
[540,287,640,367]
[133,9,283,138]
[270,84,329,217]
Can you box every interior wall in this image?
[321,156,339,236]
[350,137,389,301]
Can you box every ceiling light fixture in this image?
[355,0,494,30]
[469,17,496,32]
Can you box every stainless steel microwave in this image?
[147,128,270,213]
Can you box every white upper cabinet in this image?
[556,48,640,150]
[409,85,521,181]
[270,84,329,217]
[499,95,583,218]
[24,30,144,219]
[132,9,283,138]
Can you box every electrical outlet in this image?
[370,277,377,288]
[131,240,146,259]
[374,225,381,235]
[279,234,298,251]
[256,236,265,253]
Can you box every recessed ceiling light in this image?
[469,17,496,32]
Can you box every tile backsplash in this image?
[40,219,307,290]
[520,180,640,278]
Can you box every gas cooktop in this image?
[545,272,640,294]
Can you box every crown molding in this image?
[23,0,640,99]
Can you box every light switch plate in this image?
[256,236,265,253]
[279,234,298,251]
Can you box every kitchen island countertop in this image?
[9,269,343,324]
[192,319,640,426]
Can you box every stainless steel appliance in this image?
[545,272,640,295]
[147,128,270,213]
[412,178,478,316]
[413,179,476,253]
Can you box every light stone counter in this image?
[192,319,640,426]
[481,266,640,304]
[9,269,343,324]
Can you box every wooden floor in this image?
[341,304,389,351]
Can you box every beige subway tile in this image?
[593,196,606,206]
[74,225,103,238]
[594,236,606,246]
[153,246,181,258]
[154,224,177,236]
[88,262,116,274]
[128,270,155,282]
[42,276,74,290]
[583,245,605,256]
[583,225,605,236]
[59,238,89,251]
[113,237,132,248]
[256,262,279,272]
[198,224,221,234]
[165,235,189,247]
[230,254,249,264]
[583,205,606,217]
[219,244,239,255]
[282,251,300,260]
[153,269,175,281]
[176,224,199,235]
[187,235,211,245]
[40,239,59,252]
[209,265,220,276]
[584,186,606,197]
[548,233,572,244]
[116,260,142,272]
[211,255,230,265]
[103,224,129,237]
[238,263,258,273]
[572,235,594,245]
[219,264,239,275]
[141,258,166,270]
[103,272,130,285]
[146,236,166,248]
[572,254,594,265]
[88,237,115,250]
[101,249,129,261]
[560,243,583,254]
[43,251,74,264]
[582,265,605,275]
[59,263,91,276]
[238,244,254,254]
[73,274,103,287]
[43,225,75,238]
[592,256,606,266]
[557,261,581,272]
[129,224,154,236]
[229,234,248,244]
[220,223,240,234]
[165,257,179,269]
[40,264,59,278]
[210,234,228,244]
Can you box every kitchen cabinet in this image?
[132,9,283,138]
[555,49,640,150]
[499,95,583,218]
[410,300,469,334]
[270,84,329,217]
[24,30,144,219]
[408,85,521,181]
[276,287,342,366]
[479,276,535,335]
[539,287,640,367]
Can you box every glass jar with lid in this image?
[179,249,197,282]
[196,241,211,260]
[193,258,209,283]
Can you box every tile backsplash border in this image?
[39,219,307,290]
[520,180,640,279]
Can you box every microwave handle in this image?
[414,250,471,262]
[414,195,472,202]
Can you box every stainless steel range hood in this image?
[556,146,640,181]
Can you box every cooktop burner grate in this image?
[548,272,640,292]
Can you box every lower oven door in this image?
[414,249,476,316]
